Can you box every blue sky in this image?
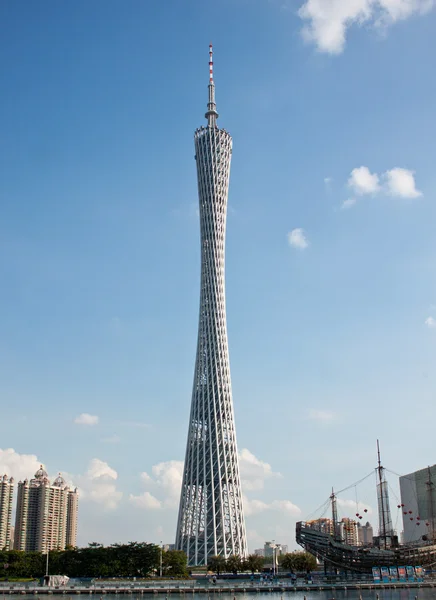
[1,0,436,550]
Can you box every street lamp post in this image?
[159,541,163,578]
[45,547,49,578]
[271,540,275,578]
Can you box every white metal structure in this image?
[175,45,247,566]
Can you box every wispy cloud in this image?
[74,413,99,426]
[308,409,335,423]
[243,495,301,517]
[298,0,435,55]
[337,498,373,516]
[117,421,151,429]
[287,228,309,250]
[324,176,333,190]
[101,434,121,444]
[341,198,357,210]
[425,317,436,329]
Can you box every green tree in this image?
[162,550,187,577]
[243,554,264,574]
[225,555,243,574]
[0,543,163,580]
[208,555,226,575]
[280,551,316,573]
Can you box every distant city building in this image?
[14,466,78,552]
[340,518,359,546]
[163,544,176,551]
[264,541,286,557]
[400,464,436,543]
[281,545,289,554]
[306,518,334,536]
[0,475,14,550]
[357,521,374,545]
[254,548,264,557]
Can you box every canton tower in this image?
[175,45,247,566]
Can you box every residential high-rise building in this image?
[400,464,436,543]
[9,526,15,549]
[0,475,14,550]
[175,45,247,566]
[306,518,334,536]
[66,486,78,548]
[340,518,359,546]
[14,467,78,552]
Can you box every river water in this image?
[1,593,433,600]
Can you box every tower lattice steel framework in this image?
[175,45,247,566]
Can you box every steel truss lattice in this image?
[175,47,247,567]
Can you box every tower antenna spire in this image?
[205,44,218,127]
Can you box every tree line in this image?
[208,551,316,574]
[0,543,187,579]
[0,544,316,580]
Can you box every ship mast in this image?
[330,488,340,542]
[426,466,435,543]
[377,440,388,548]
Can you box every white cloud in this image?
[130,450,285,511]
[298,0,435,55]
[86,458,117,480]
[383,168,422,198]
[308,409,335,422]
[239,448,282,491]
[243,495,301,517]
[337,498,373,516]
[425,317,436,328]
[0,450,121,511]
[0,448,42,481]
[348,166,380,195]
[341,198,357,210]
[74,413,99,426]
[288,228,309,249]
[129,491,162,510]
[76,458,122,510]
[129,460,184,510]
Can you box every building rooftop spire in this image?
[205,44,218,127]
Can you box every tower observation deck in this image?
[175,45,247,566]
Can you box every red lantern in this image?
[404,512,408,515]
[397,505,401,509]
[426,523,430,526]
[356,513,359,517]
[417,523,420,526]
[359,516,362,520]
[410,517,413,521]
[409,510,412,514]
[401,504,405,507]
[417,517,421,520]
[364,509,368,513]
